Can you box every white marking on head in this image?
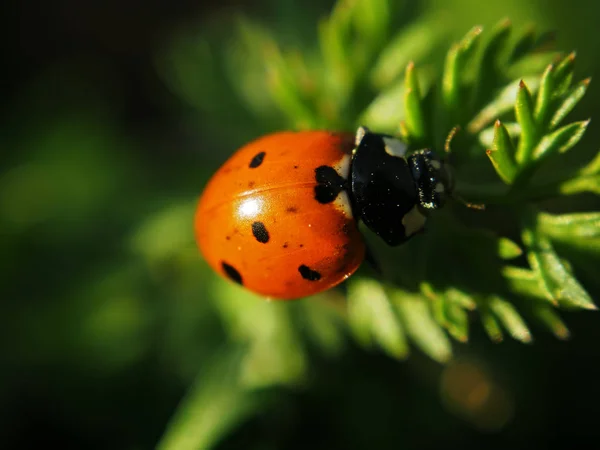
[334,191,353,219]
[355,126,369,147]
[402,205,427,237]
[383,137,408,158]
[430,160,442,170]
[334,154,352,180]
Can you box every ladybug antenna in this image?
[451,192,486,211]
[442,126,485,210]
[444,125,460,154]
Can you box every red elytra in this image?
[194,131,366,300]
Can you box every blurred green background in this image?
[3,0,600,449]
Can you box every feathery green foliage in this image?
[156,1,599,447]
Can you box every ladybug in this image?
[194,126,454,300]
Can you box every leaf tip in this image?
[490,334,504,344]
[519,79,527,89]
[582,301,598,311]
[499,17,512,28]
[555,327,571,340]
[494,119,502,128]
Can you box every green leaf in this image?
[553,52,576,96]
[421,284,473,343]
[445,288,477,310]
[581,150,600,175]
[421,282,447,326]
[347,278,409,359]
[532,304,571,340]
[359,79,406,130]
[531,119,590,160]
[498,237,523,259]
[534,63,556,126]
[351,0,390,48]
[486,120,518,184]
[481,18,512,67]
[472,18,512,107]
[468,77,539,133]
[402,62,426,143]
[130,201,196,263]
[502,266,553,303]
[213,281,307,387]
[488,296,533,343]
[515,79,537,163]
[391,289,453,362]
[539,211,600,232]
[296,300,345,356]
[444,301,469,343]
[557,173,600,196]
[370,18,446,88]
[442,26,483,120]
[479,307,504,342]
[318,3,353,100]
[479,121,520,148]
[508,26,536,63]
[264,50,319,129]
[522,226,597,310]
[550,77,591,129]
[537,212,600,254]
[157,350,267,450]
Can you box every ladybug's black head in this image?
[406,148,454,210]
[350,126,454,246]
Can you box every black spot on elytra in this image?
[249,152,266,168]
[248,181,256,188]
[314,165,346,204]
[251,221,270,243]
[299,244,304,248]
[282,242,289,249]
[293,165,299,169]
[286,206,298,213]
[299,264,321,281]
[225,236,231,241]
[221,262,243,285]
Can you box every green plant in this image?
[156,1,599,448]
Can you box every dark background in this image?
[3,0,600,449]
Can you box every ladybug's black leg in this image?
[443,126,486,210]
